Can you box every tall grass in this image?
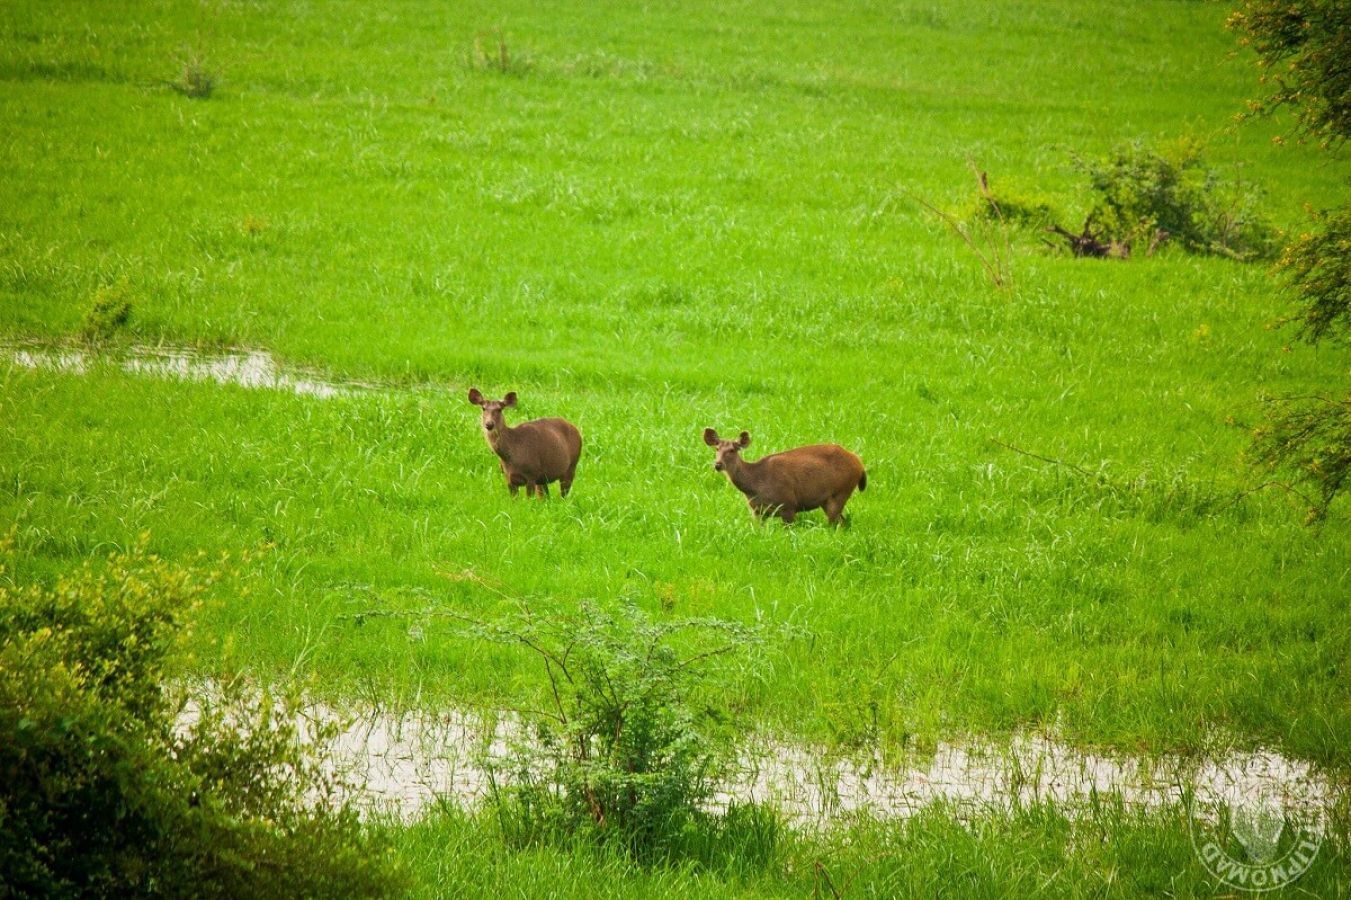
[395,801,1351,897]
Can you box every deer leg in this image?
[778,507,796,525]
[536,481,549,499]
[559,463,577,497]
[824,496,846,526]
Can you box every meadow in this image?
[2,0,1349,894]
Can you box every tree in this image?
[1229,1,1351,520]
[1229,2,1351,150]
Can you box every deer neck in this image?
[724,455,765,496]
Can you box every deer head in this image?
[468,387,518,437]
[703,427,751,472]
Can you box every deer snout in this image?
[714,461,724,472]
[483,420,494,431]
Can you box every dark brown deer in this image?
[703,428,866,526]
[469,388,582,498]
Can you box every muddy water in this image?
[6,344,355,398]
[180,698,1339,825]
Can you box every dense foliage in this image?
[1279,201,1351,345]
[0,538,403,897]
[468,603,775,865]
[1231,1,1351,518]
[1074,140,1275,259]
[1230,0,1351,149]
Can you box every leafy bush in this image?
[466,602,775,865]
[1254,179,1351,523]
[1253,394,1351,523]
[80,279,132,341]
[1231,2,1351,517]
[470,31,532,76]
[0,536,404,897]
[1229,1,1351,151]
[1281,204,1351,344]
[173,53,215,98]
[1073,139,1276,259]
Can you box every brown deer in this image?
[468,388,582,498]
[703,428,866,526]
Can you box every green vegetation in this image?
[1072,139,1275,259]
[461,603,768,862]
[1232,0,1351,520]
[79,278,133,341]
[0,539,404,897]
[395,803,1351,898]
[2,0,1349,893]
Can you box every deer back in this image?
[499,417,582,480]
[754,445,864,508]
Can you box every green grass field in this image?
[3,0,1349,894]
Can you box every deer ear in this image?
[503,391,518,408]
[703,427,719,446]
[738,431,751,448]
[468,387,484,406]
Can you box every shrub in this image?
[470,31,532,76]
[1252,394,1351,523]
[1231,2,1351,517]
[0,536,404,897]
[1073,139,1276,260]
[466,602,775,865]
[1229,1,1351,151]
[1280,204,1351,344]
[80,279,132,341]
[173,53,215,99]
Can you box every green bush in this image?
[1074,139,1276,259]
[469,31,532,76]
[0,536,404,897]
[80,279,132,341]
[173,53,215,99]
[467,602,776,866]
[1280,204,1351,344]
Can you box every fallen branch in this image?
[988,437,1103,481]
[1214,480,1320,515]
[1045,215,1127,258]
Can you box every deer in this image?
[468,388,582,498]
[703,428,866,526]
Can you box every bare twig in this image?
[972,163,1014,283]
[1215,480,1319,514]
[905,184,1011,287]
[988,437,1103,480]
[814,861,842,899]
[672,643,742,674]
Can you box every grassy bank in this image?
[394,802,1351,898]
